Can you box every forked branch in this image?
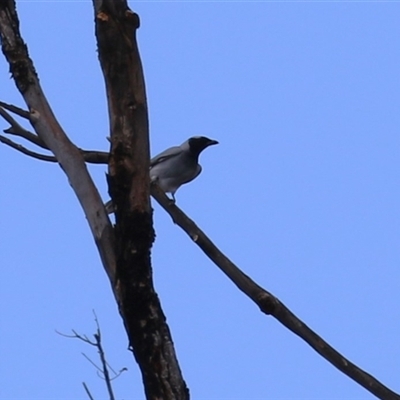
[57,312,126,400]
[0,0,116,285]
[0,105,109,164]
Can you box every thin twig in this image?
[0,100,30,119]
[92,313,116,400]
[56,314,118,400]
[105,360,118,377]
[0,106,47,149]
[0,135,57,162]
[55,329,96,346]
[82,382,96,400]
[82,352,104,373]
[1,105,110,162]
[109,367,127,381]
[0,134,109,164]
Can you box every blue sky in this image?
[0,1,399,399]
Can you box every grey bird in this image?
[150,136,218,201]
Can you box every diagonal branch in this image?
[2,126,398,399]
[82,382,95,400]
[0,1,116,284]
[0,133,109,164]
[0,100,30,119]
[150,184,400,400]
[0,135,57,162]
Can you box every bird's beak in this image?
[208,139,219,146]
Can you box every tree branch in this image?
[150,184,400,400]
[0,104,110,164]
[0,100,30,119]
[82,382,96,400]
[57,312,123,400]
[0,132,109,164]
[0,105,47,148]
[0,134,57,162]
[0,1,116,284]
[93,326,116,400]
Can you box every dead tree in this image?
[0,1,399,399]
[0,1,187,399]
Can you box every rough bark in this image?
[92,1,189,399]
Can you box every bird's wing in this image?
[180,164,202,185]
[150,146,182,167]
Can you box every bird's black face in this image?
[188,136,219,157]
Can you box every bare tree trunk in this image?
[92,1,189,398]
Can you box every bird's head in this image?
[186,136,219,157]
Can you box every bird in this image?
[150,136,218,201]
[104,136,218,213]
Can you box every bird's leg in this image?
[150,178,175,203]
[104,200,115,214]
